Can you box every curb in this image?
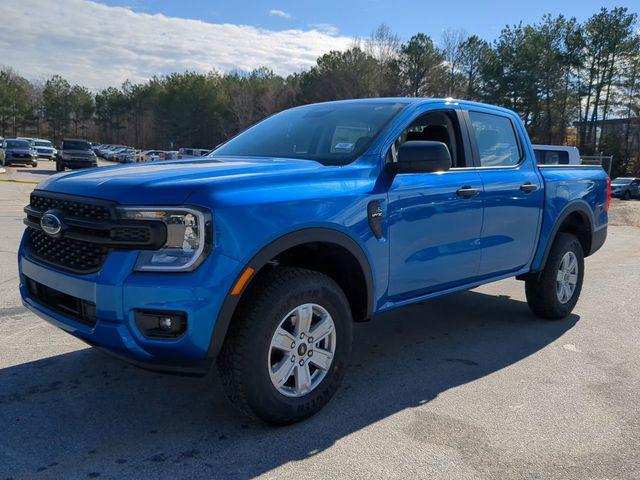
[0,178,39,184]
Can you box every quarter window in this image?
[469,112,521,167]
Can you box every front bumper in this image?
[61,159,98,169]
[19,235,241,376]
[6,156,36,164]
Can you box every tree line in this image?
[1,7,639,176]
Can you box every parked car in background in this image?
[161,150,179,160]
[137,150,166,162]
[610,177,640,200]
[99,145,124,159]
[32,138,57,160]
[533,145,581,165]
[116,148,138,163]
[56,138,98,171]
[0,139,5,166]
[2,139,38,167]
[104,146,128,161]
[178,147,209,158]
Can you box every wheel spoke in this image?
[557,270,565,282]
[563,283,572,302]
[268,302,336,398]
[567,273,578,285]
[271,327,295,352]
[295,363,312,393]
[567,255,577,273]
[309,315,334,343]
[295,304,313,337]
[310,348,333,371]
[271,357,295,386]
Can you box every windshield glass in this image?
[34,141,52,147]
[6,140,30,149]
[62,140,92,151]
[210,101,408,165]
[612,178,633,185]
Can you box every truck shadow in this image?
[0,289,577,479]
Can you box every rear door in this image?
[465,109,543,276]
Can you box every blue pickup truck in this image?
[18,98,609,424]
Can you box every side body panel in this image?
[530,166,609,271]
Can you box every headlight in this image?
[116,207,212,272]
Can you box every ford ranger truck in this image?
[18,99,609,424]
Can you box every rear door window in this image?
[469,111,521,167]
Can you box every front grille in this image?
[111,226,151,243]
[27,230,110,273]
[26,277,97,327]
[30,193,111,221]
[24,191,166,274]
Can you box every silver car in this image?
[611,177,640,200]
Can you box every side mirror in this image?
[387,141,451,174]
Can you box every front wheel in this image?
[525,233,584,319]
[56,161,64,172]
[31,160,38,168]
[218,267,353,425]
[623,190,631,200]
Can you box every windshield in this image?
[6,140,30,149]
[62,140,92,151]
[34,140,52,147]
[210,101,408,165]
[612,178,633,185]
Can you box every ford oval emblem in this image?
[40,212,63,237]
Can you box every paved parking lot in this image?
[1,164,639,479]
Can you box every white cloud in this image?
[0,0,350,90]
[308,23,340,36]
[269,9,292,19]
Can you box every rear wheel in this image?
[525,233,584,319]
[623,190,631,200]
[56,161,64,172]
[31,160,38,168]
[218,267,353,425]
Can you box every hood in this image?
[6,148,32,154]
[36,156,326,205]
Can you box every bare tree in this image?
[441,28,468,97]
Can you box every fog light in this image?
[135,311,187,339]
[159,317,172,330]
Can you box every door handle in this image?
[456,186,480,198]
[520,182,538,193]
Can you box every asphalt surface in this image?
[1,162,639,479]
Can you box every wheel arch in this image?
[206,228,375,360]
[539,201,595,270]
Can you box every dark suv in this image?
[56,139,98,171]
[2,139,38,167]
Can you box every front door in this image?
[387,108,484,299]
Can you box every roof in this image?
[296,97,518,116]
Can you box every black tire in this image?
[525,233,584,320]
[217,267,353,425]
[56,161,64,172]
[623,190,631,200]
[31,161,38,168]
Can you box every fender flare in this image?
[206,228,375,360]
[536,200,595,271]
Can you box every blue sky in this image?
[1,0,639,89]
[99,0,639,40]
